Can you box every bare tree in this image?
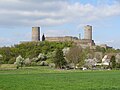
[65,46,85,68]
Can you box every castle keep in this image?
[84,25,92,40]
[32,27,40,41]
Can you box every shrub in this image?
[53,48,67,69]
[31,62,37,66]
[24,58,31,66]
[49,63,55,68]
[40,61,48,66]
[14,55,24,69]
[8,58,16,64]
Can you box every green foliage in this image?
[31,62,37,66]
[0,54,3,64]
[8,57,16,64]
[78,51,86,67]
[0,41,73,64]
[116,63,120,68]
[53,48,67,69]
[106,48,120,53]
[83,47,95,59]
[110,55,116,69]
[46,51,56,63]
[96,46,106,54]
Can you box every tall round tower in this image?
[84,25,92,40]
[32,27,40,41]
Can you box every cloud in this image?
[0,38,10,42]
[95,40,120,49]
[0,0,120,27]
[0,30,32,46]
[0,37,14,46]
[106,40,114,43]
[44,29,70,37]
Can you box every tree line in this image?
[0,41,72,64]
[0,41,120,69]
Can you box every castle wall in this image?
[45,36,95,47]
[45,36,76,42]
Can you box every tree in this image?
[62,47,70,56]
[116,53,120,63]
[83,47,94,59]
[24,58,31,66]
[0,41,73,64]
[96,46,106,54]
[78,51,86,67]
[110,55,116,69]
[46,51,56,63]
[0,54,3,64]
[14,55,24,69]
[65,46,84,68]
[115,53,120,68]
[53,48,66,69]
[38,53,46,61]
[42,34,45,41]
[94,52,103,63]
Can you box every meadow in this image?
[0,66,120,90]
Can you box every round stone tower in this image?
[32,27,40,41]
[84,25,92,40]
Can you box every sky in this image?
[0,0,120,49]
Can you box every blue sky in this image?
[0,0,120,49]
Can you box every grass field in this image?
[0,66,120,90]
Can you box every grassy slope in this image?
[0,67,120,90]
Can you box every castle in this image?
[31,25,95,48]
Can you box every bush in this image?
[31,62,37,66]
[36,61,41,66]
[14,55,24,68]
[24,58,31,66]
[40,61,48,66]
[49,63,55,68]
[8,58,16,64]
[116,63,120,68]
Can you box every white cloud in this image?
[0,0,120,27]
[0,38,10,42]
[95,40,120,49]
[44,29,70,37]
[0,37,14,46]
[106,40,114,43]
[0,31,32,46]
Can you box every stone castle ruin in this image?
[32,25,95,48]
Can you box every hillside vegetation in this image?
[0,41,120,69]
[0,41,72,64]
